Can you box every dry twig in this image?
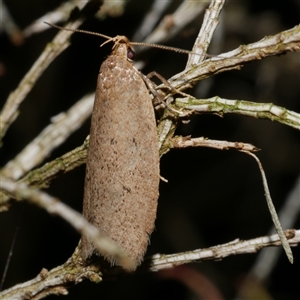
[1,229,298,300]
[0,177,134,271]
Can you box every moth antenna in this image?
[44,22,204,57]
[130,41,196,56]
[44,22,112,40]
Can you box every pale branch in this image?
[171,136,259,152]
[20,138,88,188]
[131,0,171,42]
[1,93,94,180]
[157,94,300,156]
[22,0,126,38]
[186,0,225,67]
[144,229,299,272]
[23,1,87,37]
[171,135,294,265]
[142,0,207,46]
[167,24,300,90]
[175,96,300,131]
[0,19,84,143]
[0,246,90,300]
[244,175,300,285]
[0,138,89,210]
[242,151,293,263]
[1,229,298,300]
[0,177,134,272]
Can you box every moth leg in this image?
[138,72,164,107]
[146,71,192,99]
[141,71,194,117]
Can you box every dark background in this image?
[1,1,300,299]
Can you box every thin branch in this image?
[249,174,300,281]
[186,0,225,67]
[0,246,87,300]
[175,96,300,131]
[142,0,207,46]
[0,19,84,143]
[167,24,300,90]
[1,229,298,300]
[0,138,89,210]
[22,0,126,38]
[242,151,293,264]
[1,93,94,180]
[157,94,300,156]
[23,1,84,37]
[0,177,134,271]
[238,174,300,296]
[171,136,259,152]
[143,230,298,272]
[132,0,171,41]
[20,138,89,188]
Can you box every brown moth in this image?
[44,22,190,269]
[81,36,160,269]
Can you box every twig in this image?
[142,0,207,45]
[0,19,84,143]
[175,96,300,131]
[249,174,300,281]
[131,0,171,41]
[237,174,300,297]
[23,1,84,37]
[0,246,87,300]
[0,177,134,271]
[23,0,126,37]
[144,230,298,272]
[0,138,89,210]
[171,136,259,152]
[186,0,225,67]
[167,24,300,90]
[242,151,293,264]
[1,93,94,180]
[1,229,298,299]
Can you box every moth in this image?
[81,36,160,270]
[45,22,192,270]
